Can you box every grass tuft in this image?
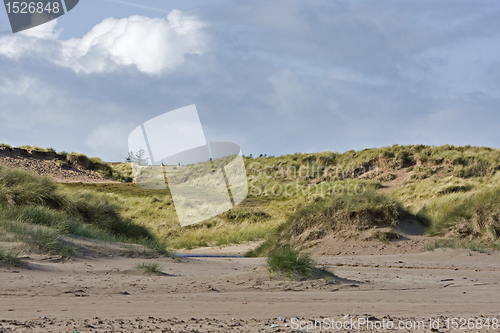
[0,248,23,268]
[266,245,316,280]
[135,261,163,275]
[370,228,400,243]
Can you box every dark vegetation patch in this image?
[0,166,166,257]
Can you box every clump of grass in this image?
[288,189,399,232]
[250,189,401,256]
[0,248,23,267]
[28,227,75,256]
[0,220,74,256]
[267,246,316,280]
[66,152,91,168]
[0,166,61,207]
[135,261,163,275]
[56,159,70,169]
[370,228,400,243]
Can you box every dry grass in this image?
[135,261,163,275]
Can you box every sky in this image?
[0,0,499,161]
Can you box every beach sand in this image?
[1,247,499,332]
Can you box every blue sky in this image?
[0,0,499,161]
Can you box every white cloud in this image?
[86,122,135,159]
[19,19,62,40]
[0,75,91,128]
[0,9,207,75]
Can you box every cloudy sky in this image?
[0,0,499,161]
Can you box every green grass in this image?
[5,144,500,254]
[0,167,61,207]
[249,188,401,256]
[266,246,316,280]
[17,145,57,153]
[370,228,400,243]
[0,220,74,256]
[393,177,500,240]
[135,261,163,275]
[113,163,133,180]
[61,183,288,249]
[85,145,500,252]
[0,247,23,268]
[0,166,167,256]
[422,188,500,239]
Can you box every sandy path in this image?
[0,248,499,332]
